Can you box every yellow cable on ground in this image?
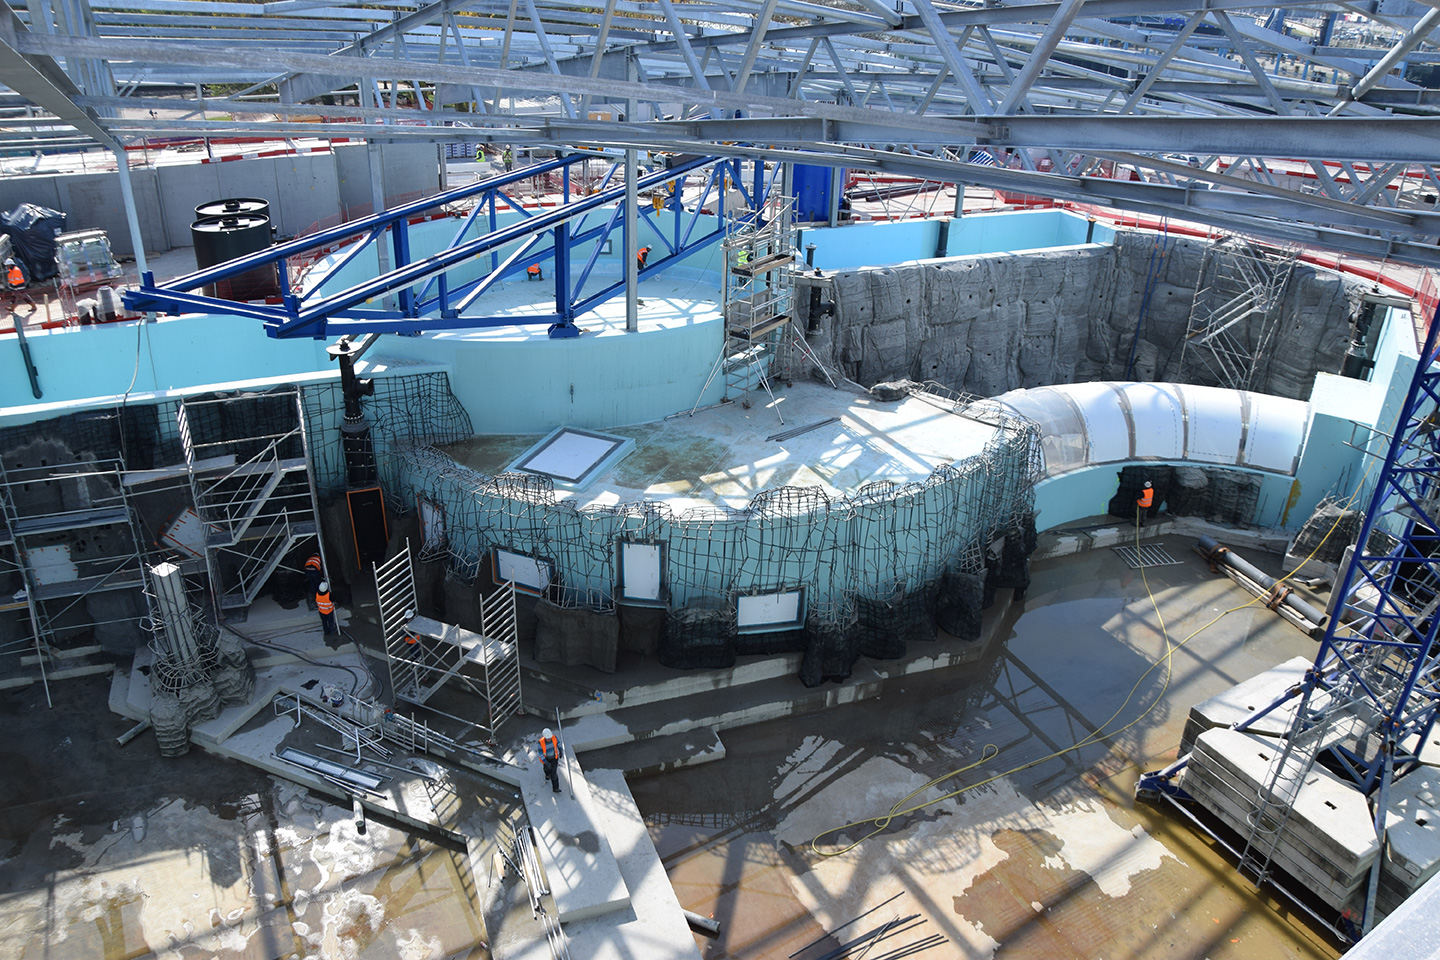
[810,474,1372,858]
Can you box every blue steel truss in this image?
[1297,308,1440,798]
[124,152,771,339]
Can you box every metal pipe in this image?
[1193,536,1328,630]
[116,719,151,746]
[683,909,720,936]
[10,313,42,398]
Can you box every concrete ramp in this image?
[520,744,631,923]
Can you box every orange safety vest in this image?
[316,590,335,615]
[527,263,541,276]
[6,266,23,289]
[304,554,322,572]
[1137,487,1154,509]
[405,633,419,645]
[637,247,650,269]
[539,735,560,760]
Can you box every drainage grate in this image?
[1113,543,1184,569]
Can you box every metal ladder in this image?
[480,582,523,738]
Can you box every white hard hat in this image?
[542,728,553,739]
[318,580,329,592]
[4,258,13,265]
[1143,481,1152,488]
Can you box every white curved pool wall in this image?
[982,301,1420,531]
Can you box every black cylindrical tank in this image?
[194,197,270,221]
[191,214,279,301]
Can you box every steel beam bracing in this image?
[123,152,757,339]
[5,1,1440,262]
[1235,303,1440,934]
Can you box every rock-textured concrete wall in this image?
[798,229,1365,400]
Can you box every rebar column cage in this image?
[375,538,523,740]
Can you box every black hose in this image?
[225,623,371,697]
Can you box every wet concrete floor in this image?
[0,675,491,960]
[630,544,1345,960]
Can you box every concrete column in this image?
[113,145,148,276]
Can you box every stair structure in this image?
[175,388,322,611]
[1178,236,1299,391]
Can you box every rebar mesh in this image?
[391,388,1041,672]
[302,371,473,496]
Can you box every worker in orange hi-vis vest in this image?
[526,262,543,281]
[316,580,338,635]
[303,553,323,594]
[5,259,23,291]
[636,246,651,271]
[538,728,562,793]
[1136,480,1154,528]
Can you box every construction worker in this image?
[538,727,562,793]
[636,246,650,271]
[5,258,23,291]
[303,553,324,594]
[1136,480,1154,528]
[503,146,513,172]
[316,580,338,635]
[527,262,543,281]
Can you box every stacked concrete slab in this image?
[1179,655,1311,756]
[1182,728,1378,909]
[1377,767,1440,917]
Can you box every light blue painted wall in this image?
[797,210,1104,270]
[374,320,725,434]
[1033,463,1297,531]
[0,314,332,419]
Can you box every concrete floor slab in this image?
[1180,655,1312,755]
[444,383,1002,513]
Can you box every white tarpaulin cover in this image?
[975,382,1309,479]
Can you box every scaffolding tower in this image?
[1178,236,1299,391]
[696,195,799,420]
[375,540,522,741]
[0,456,150,705]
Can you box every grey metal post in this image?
[827,165,841,227]
[954,182,965,218]
[367,142,394,308]
[625,59,638,333]
[112,145,148,277]
[625,147,638,332]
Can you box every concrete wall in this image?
[0,142,440,258]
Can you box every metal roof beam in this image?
[0,0,114,145]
